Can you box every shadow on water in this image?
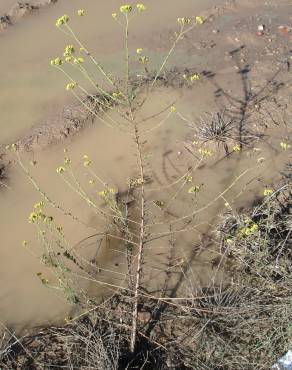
[139,46,291,339]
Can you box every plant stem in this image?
[130,125,146,353]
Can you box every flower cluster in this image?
[50,57,63,66]
[190,73,200,82]
[56,14,69,27]
[83,155,91,167]
[98,188,116,199]
[177,17,191,25]
[66,82,77,91]
[195,16,204,25]
[239,221,258,237]
[183,73,200,83]
[56,166,66,174]
[139,56,149,64]
[136,3,146,12]
[263,188,273,196]
[233,144,241,153]
[280,142,290,150]
[199,148,213,157]
[34,201,45,209]
[64,45,75,57]
[77,9,85,16]
[28,211,53,224]
[120,4,132,14]
[188,185,201,194]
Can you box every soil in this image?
[0,0,57,31]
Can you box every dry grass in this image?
[1,176,291,369]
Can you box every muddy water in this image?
[0,0,221,144]
[0,0,231,331]
[1,71,290,330]
[0,0,291,332]
[0,0,16,13]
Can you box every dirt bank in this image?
[0,0,57,31]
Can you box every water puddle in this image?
[0,0,221,144]
[1,69,290,330]
[0,0,291,333]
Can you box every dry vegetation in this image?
[1,173,291,369]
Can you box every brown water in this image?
[0,0,16,13]
[1,73,290,330]
[0,0,291,332]
[0,0,220,144]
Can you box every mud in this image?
[0,0,57,31]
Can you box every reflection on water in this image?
[0,0,290,333]
[0,78,289,331]
[0,0,218,144]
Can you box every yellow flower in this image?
[136,48,143,54]
[120,5,132,14]
[170,106,177,113]
[112,13,117,19]
[74,57,84,64]
[34,201,45,209]
[177,17,191,25]
[56,166,66,174]
[22,240,28,247]
[64,157,71,165]
[190,73,200,82]
[280,142,290,150]
[50,57,63,66]
[195,16,204,25]
[139,56,149,64]
[56,14,69,27]
[233,144,241,152]
[188,185,201,194]
[63,45,75,57]
[83,160,91,167]
[28,212,38,223]
[199,148,213,157]
[65,56,73,63]
[263,188,273,196]
[66,82,77,91]
[98,190,108,198]
[185,175,192,182]
[77,9,85,16]
[136,3,146,12]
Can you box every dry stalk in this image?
[130,125,146,353]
